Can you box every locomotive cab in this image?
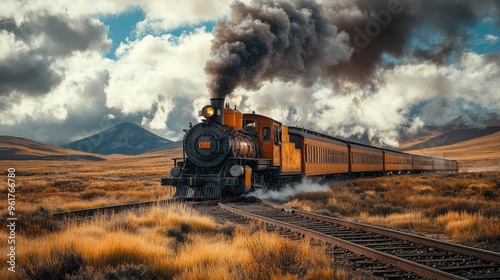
[243,114,302,177]
[243,114,280,163]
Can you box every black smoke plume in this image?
[206,0,500,98]
[205,0,353,98]
[324,0,500,83]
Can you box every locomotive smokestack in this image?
[210,98,224,125]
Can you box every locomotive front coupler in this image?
[188,177,205,187]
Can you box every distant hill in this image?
[0,136,106,161]
[61,122,173,155]
[444,113,500,129]
[401,126,500,151]
[398,113,500,149]
[155,140,183,151]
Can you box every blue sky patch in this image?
[470,20,500,54]
[100,7,145,60]
[100,8,216,60]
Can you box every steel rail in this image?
[50,197,242,220]
[219,202,467,280]
[261,200,500,264]
[0,199,178,225]
[51,198,178,219]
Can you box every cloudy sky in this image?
[1,0,499,146]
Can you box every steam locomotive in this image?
[161,98,458,199]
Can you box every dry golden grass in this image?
[238,231,333,280]
[287,172,500,243]
[436,211,500,240]
[0,147,352,278]
[0,203,336,280]
[124,203,216,232]
[0,148,182,215]
[358,211,432,230]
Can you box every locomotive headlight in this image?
[200,105,215,118]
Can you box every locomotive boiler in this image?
[161,98,458,199]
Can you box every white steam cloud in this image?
[249,178,331,201]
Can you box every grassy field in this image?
[1,150,365,280]
[1,130,499,278]
[0,149,182,215]
[0,203,344,280]
[286,172,500,245]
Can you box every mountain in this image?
[443,113,500,130]
[0,136,105,161]
[398,113,500,149]
[401,126,500,151]
[155,140,183,151]
[61,122,173,155]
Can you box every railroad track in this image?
[0,198,222,224]
[8,197,499,279]
[50,198,239,220]
[51,198,180,220]
[214,198,500,280]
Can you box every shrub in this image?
[219,225,236,237]
[238,231,332,280]
[436,211,500,240]
[102,263,157,280]
[80,190,107,200]
[358,211,432,230]
[21,247,85,280]
[482,189,496,200]
[168,222,191,240]
[17,207,59,236]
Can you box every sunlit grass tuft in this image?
[126,203,216,232]
[437,211,500,240]
[238,230,332,280]
[358,211,432,230]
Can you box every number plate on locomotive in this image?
[198,141,212,149]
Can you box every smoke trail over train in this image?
[205,0,353,98]
[203,0,500,146]
[206,0,500,97]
